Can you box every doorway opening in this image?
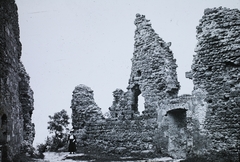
[167,108,187,159]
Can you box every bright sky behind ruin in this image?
[15,0,240,146]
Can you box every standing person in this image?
[68,130,76,154]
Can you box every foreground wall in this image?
[0,0,35,161]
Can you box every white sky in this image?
[15,0,240,146]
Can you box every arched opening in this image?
[131,84,145,114]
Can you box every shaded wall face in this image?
[0,1,22,160]
[0,115,7,144]
[0,0,35,160]
[191,7,240,158]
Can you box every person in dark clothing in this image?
[68,130,76,154]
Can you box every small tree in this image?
[48,109,70,135]
[47,109,70,151]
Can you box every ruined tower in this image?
[109,14,180,119]
[129,14,180,114]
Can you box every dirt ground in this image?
[32,152,183,162]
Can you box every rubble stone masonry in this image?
[187,7,240,159]
[72,7,240,161]
[109,14,180,119]
[71,85,160,158]
[0,0,35,161]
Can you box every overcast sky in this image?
[15,0,240,146]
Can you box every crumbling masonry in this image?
[0,0,35,161]
[71,7,240,161]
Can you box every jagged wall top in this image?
[128,14,180,113]
[71,84,103,129]
[192,7,240,87]
[133,13,169,55]
[134,14,152,26]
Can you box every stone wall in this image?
[109,14,180,119]
[71,84,104,130]
[157,7,240,160]
[158,91,208,159]
[71,14,181,158]
[71,85,160,158]
[186,7,240,160]
[72,8,240,161]
[19,62,35,153]
[0,0,35,161]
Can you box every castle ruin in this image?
[71,7,240,161]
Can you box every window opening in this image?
[138,94,144,115]
[137,70,141,77]
[131,84,144,114]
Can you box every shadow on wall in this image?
[0,114,7,144]
[0,114,8,161]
